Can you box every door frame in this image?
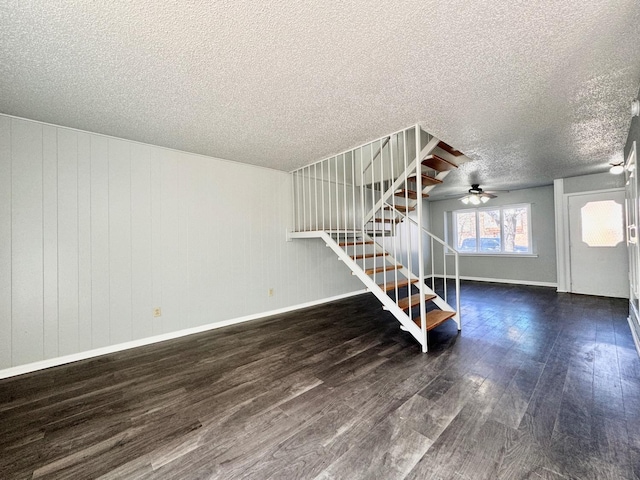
[557,186,625,294]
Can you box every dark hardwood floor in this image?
[0,281,638,479]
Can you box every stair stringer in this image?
[288,230,426,347]
[363,135,441,224]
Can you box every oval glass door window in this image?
[581,200,623,247]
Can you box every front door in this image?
[568,189,628,298]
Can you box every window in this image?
[580,200,623,247]
[453,204,532,254]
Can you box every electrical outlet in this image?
[153,307,162,317]
[268,288,274,297]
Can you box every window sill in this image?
[446,252,539,258]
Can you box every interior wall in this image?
[563,171,624,193]
[428,185,557,285]
[0,115,363,370]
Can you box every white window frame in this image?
[452,203,534,256]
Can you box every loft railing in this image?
[290,125,420,234]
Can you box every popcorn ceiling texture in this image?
[1,0,640,196]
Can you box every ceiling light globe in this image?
[480,196,490,203]
[609,164,624,175]
[469,195,481,205]
[461,196,470,205]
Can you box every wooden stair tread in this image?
[412,310,457,331]
[407,173,442,186]
[364,265,402,275]
[437,141,464,157]
[351,253,388,260]
[384,205,415,212]
[378,278,420,291]
[397,293,437,311]
[364,230,394,237]
[372,217,401,223]
[394,189,429,199]
[339,241,374,247]
[422,154,458,172]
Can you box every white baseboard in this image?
[430,274,557,289]
[628,305,640,358]
[629,317,640,358]
[0,289,368,380]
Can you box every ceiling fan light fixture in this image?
[469,195,482,205]
[460,184,495,205]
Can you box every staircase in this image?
[289,125,462,352]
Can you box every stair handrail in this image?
[384,202,461,328]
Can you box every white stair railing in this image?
[386,204,461,330]
[290,124,460,351]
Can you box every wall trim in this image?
[554,178,568,292]
[431,274,557,288]
[0,289,368,380]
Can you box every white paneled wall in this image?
[0,115,363,370]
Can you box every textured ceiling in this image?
[2,1,640,197]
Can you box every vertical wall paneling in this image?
[90,135,110,347]
[0,117,11,368]
[185,157,208,326]
[11,119,44,365]
[150,152,162,336]
[256,175,267,312]
[184,158,198,325]
[278,175,289,308]
[57,128,80,355]
[271,174,281,308]
[264,172,276,307]
[176,156,189,329]
[209,161,234,322]
[203,160,216,323]
[42,125,59,359]
[278,175,291,308]
[108,139,132,344]
[77,133,92,351]
[273,172,284,306]
[0,114,364,371]
[245,173,258,315]
[130,143,153,340]
[234,163,250,317]
[159,149,180,333]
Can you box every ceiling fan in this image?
[460,184,498,205]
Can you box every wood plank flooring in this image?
[0,281,638,479]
